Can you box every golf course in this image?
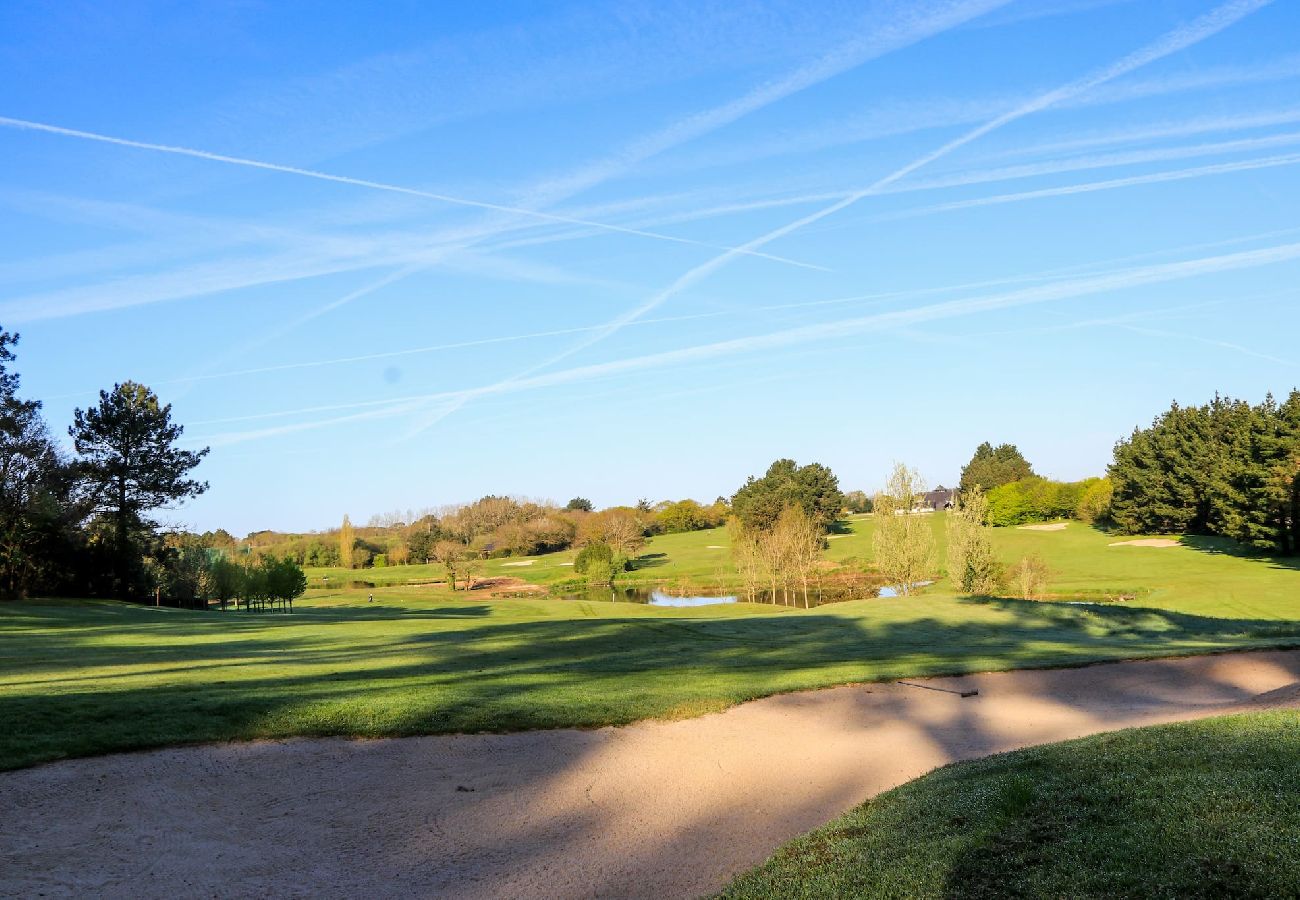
[4,515,1298,775]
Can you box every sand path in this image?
[4,649,1299,899]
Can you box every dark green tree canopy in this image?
[959,442,1035,494]
[1109,391,1300,553]
[0,330,78,599]
[70,382,209,596]
[731,458,844,533]
[565,497,594,512]
[71,382,209,527]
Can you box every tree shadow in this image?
[1179,534,1300,572]
[628,552,669,571]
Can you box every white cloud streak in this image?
[198,238,1300,446]
[408,0,1275,437]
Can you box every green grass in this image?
[719,709,1300,898]
[2,518,1296,772]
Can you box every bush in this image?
[372,554,387,568]
[574,541,613,575]
[1011,555,1051,600]
[986,477,1093,526]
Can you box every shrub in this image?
[1011,555,1051,600]
[372,554,387,568]
[574,541,614,575]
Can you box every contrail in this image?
[198,238,1300,446]
[154,0,1014,388]
[851,151,1300,225]
[0,115,826,273]
[401,0,1276,437]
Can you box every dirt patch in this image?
[4,651,1297,899]
[1109,538,1181,548]
[1018,522,1068,531]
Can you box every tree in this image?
[843,490,874,514]
[731,458,844,533]
[575,541,624,584]
[775,504,822,608]
[206,556,244,611]
[0,330,75,600]
[959,442,1035,494]
[69,382,208,599]
[566,497,594,512]
[432,540,464,589]
[577,508,646,556]
[264,556,307,612]
[945,486,1001,595]
[872,463,934,597]
[729,520,763,603]
[339,514,355,570]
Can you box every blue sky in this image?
[2,0,1299,535]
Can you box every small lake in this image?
[877,580,935,598]
[559,582,891,606]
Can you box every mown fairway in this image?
[719,709,1300,898]
[5,515,1300,772]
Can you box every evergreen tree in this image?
[69,382,208,599]
[731,458,844,533]
[0,330,76,599]
[958,442,1035,494]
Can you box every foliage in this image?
[1109,392,1300,553]
[731,458,844,533]
[986,477,1088,526]
[843,490,873,514]
[339,514,355,570]
[1076,477,1113,524]
[959,441,1035,494]
[872,463,934,596]
[655,498,727,534]
[1011,555,1051,600]
[574,541,628,583]
[565,497,594,512]
[577,507,646,555]
[68,381,208,599]
[720,711,1300,899]
[945,487,1002,595]
[0,330,79,600]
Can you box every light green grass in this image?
[2,518,1296,772]
[719,709,1300,898]
[3,579,1298,772]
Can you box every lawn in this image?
[719,709,1300,898]
[2,517,1298,772]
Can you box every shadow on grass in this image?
[4,592,1300,776]
[1179,533,1300,572]
[628,552,669,571]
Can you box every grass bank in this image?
[720,709,1300,898]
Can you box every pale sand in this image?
[1109,538,1181,547]
[499,561,534,567]
[706,545,726,549]
[2,650,1297,899]
[1018,522,1068,531]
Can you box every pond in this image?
[877,580,935,598]
[558,582,892,607]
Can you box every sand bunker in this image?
[3,651,1297,899]
[706,545,725,549]
[1109,538,1181,548]
[1019,522,1068,531]
[500,561,534,567]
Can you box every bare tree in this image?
[432,540,463,590]
[775,505,821,608]
[728,520,763,603]
[872,463,934,597]
[1011,555,1051,600]
[946,486,1002,595]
